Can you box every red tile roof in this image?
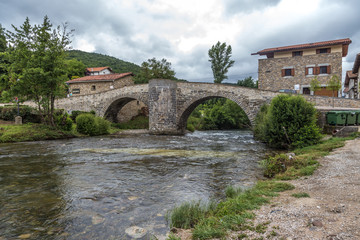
[353,53,360,74]
[66,72,134,84]
[252,38,352,56]
[86,67,112,72]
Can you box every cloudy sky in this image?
[1,0,360,83]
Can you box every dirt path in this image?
[241,138,360,240]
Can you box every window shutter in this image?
[327,65,331,74]
[281,69,285,77]
[315,67,320,75]
[291,68,295,76]
[305,67,308,75]
[327,48,331,53]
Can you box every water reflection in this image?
[0,130,269,239]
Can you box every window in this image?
[91,85,96,91]
[72,89,80,94]
[292,51,303,57]
[303,87,311,95]
[306,67,314,75]
[316,48,331,54]
[282,68,294,77]
[319,66,329,74]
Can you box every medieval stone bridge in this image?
[55,79,360,135]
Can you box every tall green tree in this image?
[64,58,86,79]
[134,57,176,84]
[327,75,341,107]
[237,76,257,88]
[208,41,235,84]
[0,24,10,100]
[6,16,73,125]
[310,76,321,94]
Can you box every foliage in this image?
[66,50,141,76]
[0,24,6,52]
[0,123,75,143]
[291,192,310,198]
[187,98,250,131]
[237,76,258,88]
[261,154,294,178]
[167,200,216,229]
[55,112,73,131]
[327,74,341,107]
[5,16,73,126]
[169,181,294,239]
[310,76,321,93]
[0,105,41,123]
[208,41,235,84]
[225,185,243,199]
[64,58,86,80]
[75,113,110,136]
[0,24,10,101]
[112,115,149,129]
[253,104,269,141]
[254,94,322,149]
[133,57,176,84]
[70,110,95,121]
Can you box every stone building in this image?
[66,72,134,96]
[85,67,114,76]
[344,53,360,99]
[252,38,352,97]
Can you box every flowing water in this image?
[0,130,271,239]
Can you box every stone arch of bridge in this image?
[101,95,149,122]
[177,94,254,133]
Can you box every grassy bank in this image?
[168,134,358,239]
[0,123,79,143]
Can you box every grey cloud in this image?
[223,0,281,15]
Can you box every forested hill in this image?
[66,50,141,75]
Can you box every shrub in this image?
[76,114,110,136]
[70,110,95,121]
[55,113,73,131]
[0,105,41,123]
[76,114,97,135]
[254,95,321,149]
[95,116,110,135]
[261,154,294,178]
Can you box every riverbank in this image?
[169,135,360,240]
[242,137,360,240]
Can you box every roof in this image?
[353,53,360,74]
[252,38,352,57]
[86,67,112,72]
[344,70,358,86]
[67,72,134,84]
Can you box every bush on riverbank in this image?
[0,105,41,123]
[75,114,110,136]
[254,94,321,149]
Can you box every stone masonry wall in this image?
[258,52,342,91]
[69,76,134,96]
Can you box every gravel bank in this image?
[238,138,360,240]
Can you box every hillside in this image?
[67,50,141,75]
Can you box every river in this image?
[0,130,270,239]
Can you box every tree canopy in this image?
[208,41,235,84]
[237,76,257,88]
[5,16,73,125]
[133,57,176,84]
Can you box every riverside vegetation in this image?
[167,94,359,239]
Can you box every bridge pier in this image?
[148,79,184,135]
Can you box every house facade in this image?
[252,38,352,97]
[66,72,134,96]
[344,53,360,99]
[85,67,114,76]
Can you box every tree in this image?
[309,76,321,94]
[64,59,86,79]
[237,76,257,88]
[327,75,341,107]
[208,41,235,84]
[0,24,10,101]
[6,16,73,125]
[134,57,176,84]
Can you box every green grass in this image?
[168,181,294,239]
[291,192,310,198]
[0,123,77,143]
